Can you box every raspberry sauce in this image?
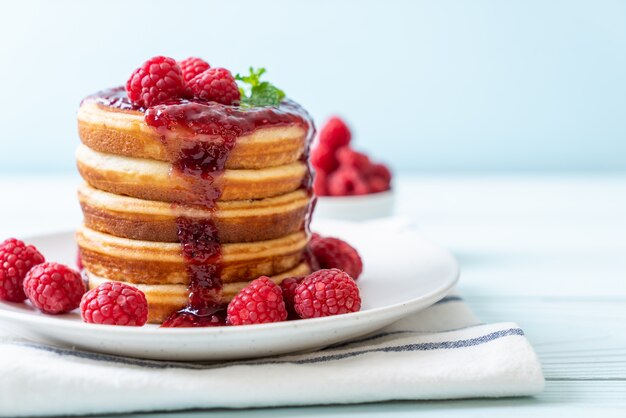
[82,87,140,111]
[85,87,316,327]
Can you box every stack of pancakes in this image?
[76,91,314,323]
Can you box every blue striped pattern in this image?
[2,327,524,370]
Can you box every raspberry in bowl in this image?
[312,116,394,221]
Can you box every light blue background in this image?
[0,0,624,173]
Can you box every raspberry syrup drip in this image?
[87,88,315,326]
[164,217,226,327]
[146,107,236,327]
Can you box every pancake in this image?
[76,87,315,326]
[76,225,309,285]
[78,102,307,170]
[76,144,307,203]
[86,262,310,324]
[78,183,311,243]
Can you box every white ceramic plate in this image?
[0,220,459,361]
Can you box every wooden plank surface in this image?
[1,174,625,416]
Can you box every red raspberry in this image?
[125,56,184,108]
[0,238,45,302]
[311,142,339,174]
[294,269,361,318]
[319,116,351,150]
[368,175,391,193]
[188,67,241,105]
[227,276,287,325]
[23,262,85,314]
[362,163,391,193]
[178,57,210,83]
[80,282,148,326]
[313,169,329,196]
[368,163,392,184]
[328,167,370,196]
[310,233,363,280]
[336,146,372,171]
[280,276,304,319]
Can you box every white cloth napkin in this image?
[0,219,544,416]
[0,293,544,417]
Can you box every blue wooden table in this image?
[1,174,624,416]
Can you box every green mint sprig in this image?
[235,67,285,107]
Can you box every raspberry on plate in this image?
[319,116,351,150]
[294,269,361,318]
[227,276,288,325]
[0,238,45,302]
[23,262,85,314]
[280,276,304,319]
[80,281,148,326]
[188,67,241,105]
[310,233,363,280]
[125,56,184,108]
[178,57,210,83]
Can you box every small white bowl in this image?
[314,190,395,221]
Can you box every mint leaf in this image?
[248,82,285,106]
[235,67,266,86]
[236,67,285,107]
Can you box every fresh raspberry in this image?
[23,262,85,314]
[336,146,371,171]
[227,276,287,325]
[188,67,240,105]
[362,162,391,193]
[311,142,339,174]
[368,175,391,193]
[178,57,211,83]
[80,282,148,326]
[368,163,392,184]
[310,233,363,280]
[125,56,184,108]
[0,238,45,302]
[328,167,370,196]
[319,116,351,150]
[313,169,329,196]
[294,269,361,318]
[280,276,304,319]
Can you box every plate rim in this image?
[0,229,460,337]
